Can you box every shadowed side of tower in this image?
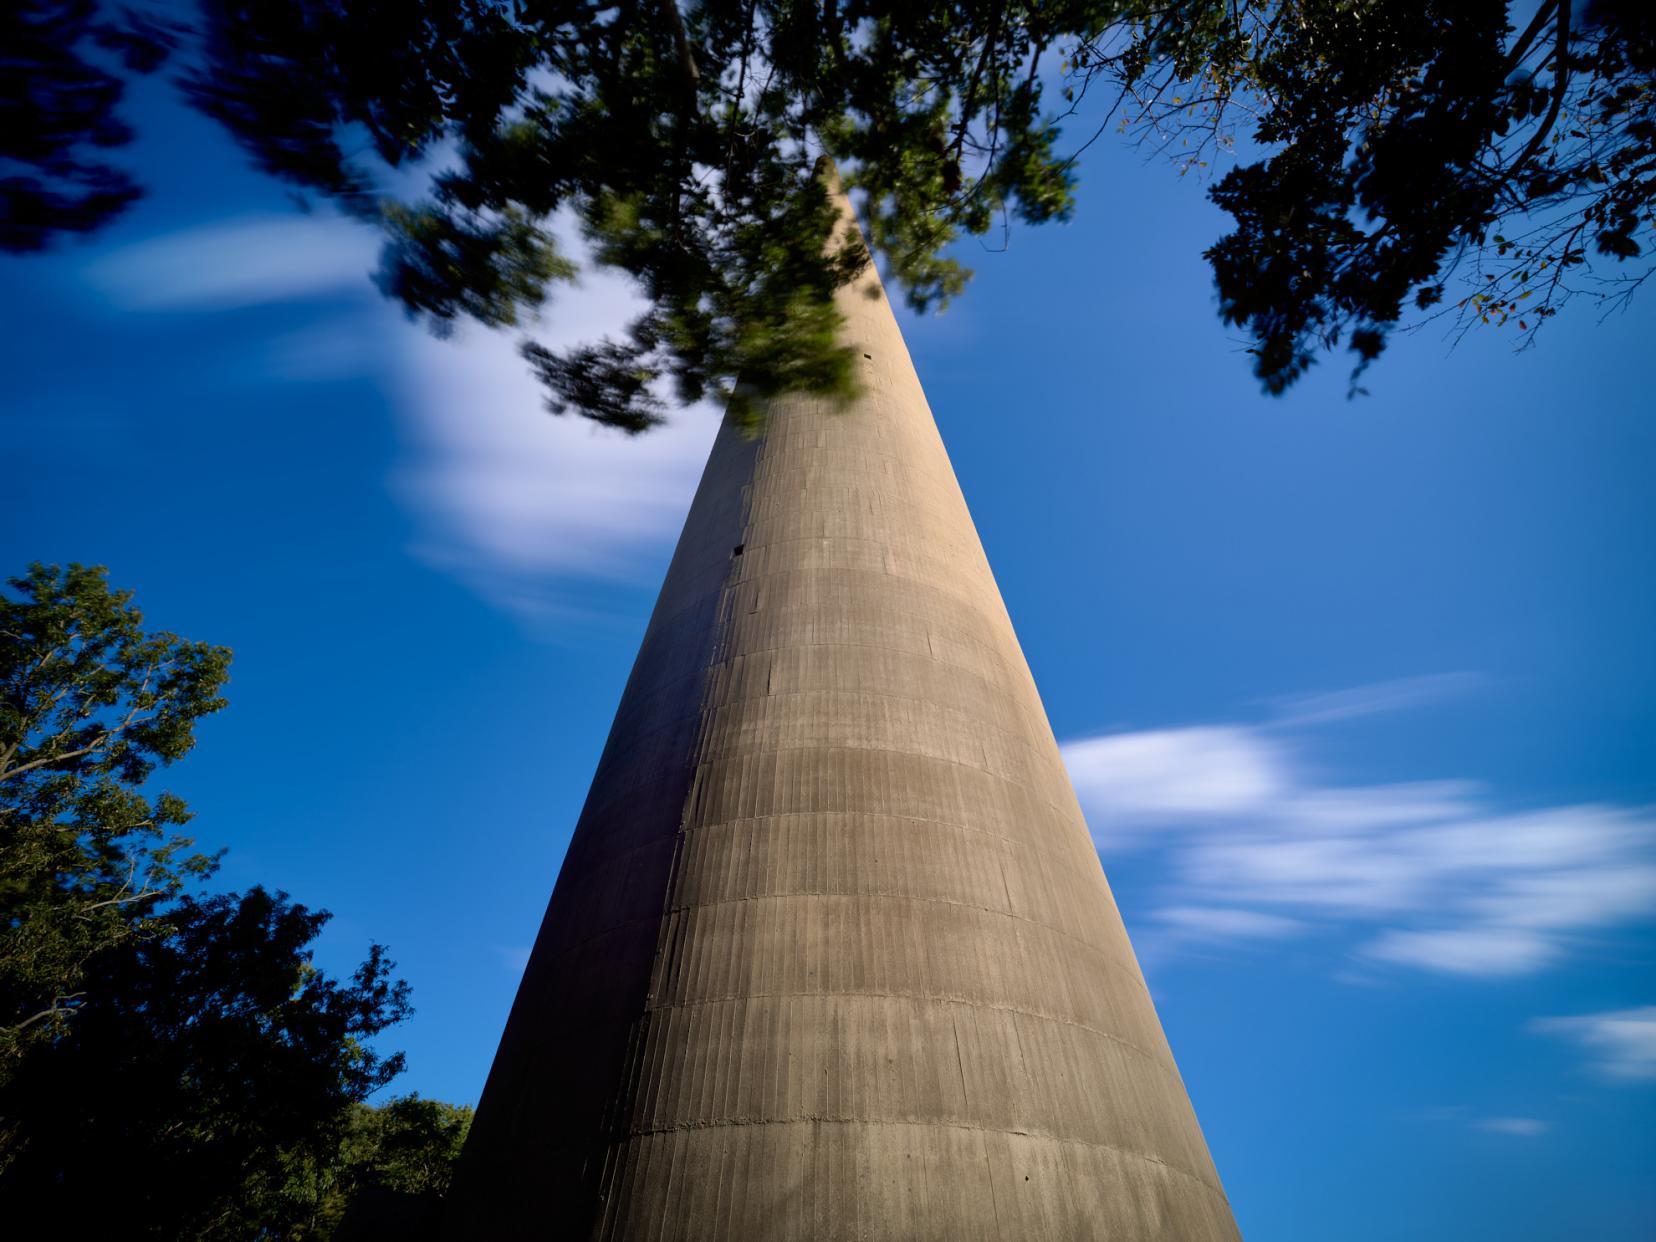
[444,189,1241,1241]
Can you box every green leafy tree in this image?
[0,885,413,1238]
[4,2,1652,409]
[0,562,463,1238]
[175,0,1079,430]
[0,562,229,1076]
[340,1095,474,1199]
[1068,0,1656,393]
[270,1095,474,1237]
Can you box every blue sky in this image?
[4,75,1654,1241]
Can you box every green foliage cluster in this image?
[0,887,415,1235]
[299,1095,474,1236]
[3,1,1093,430]
[1069,0,1656,393]
[0,1,176,251]
[189,0,1085,432]
[1,562,229,1070]
[0,564,467,1238]
[4,2,1653,412]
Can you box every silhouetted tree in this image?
[0,1,179,251]
[0,886,412,1237]
[0,564,452,1238]
[3,2,1652,409]
[1068,0,1656,393]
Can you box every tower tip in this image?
[812,153,842,190]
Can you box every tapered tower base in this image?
[445,182,1240,1241]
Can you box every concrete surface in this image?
[443,185,1241,1241]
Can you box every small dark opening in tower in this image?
[732,543,745,556]
[863,352,872,359]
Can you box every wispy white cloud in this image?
[1473,1117,1550,1137]
[1062,677,1656,978]
[262,310,387,381]
[1266,671,1484,728]
[1416,1106,1551,1135]
[82,213,720,625]
[1364,928,1558,977]
[492,945,533,973]
[387,269,719,625]
[1064,726,1285,827]
[1140,907,1306,963]
[1531,1006,1656,1081]
[1151,906,1306,940]
[84,213,378,309]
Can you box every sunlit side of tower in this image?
[445,182,1241,1241]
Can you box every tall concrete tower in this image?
[446,184,1240,1240]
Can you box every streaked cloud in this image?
[262,311,387,381]
[84,213,378,309]
[1151,906,1306,940]
[1064,726,1285,825]
[1418,1107,1551,1137]
[388,269,719,625]
[1364,928,1558,978]
[81,213,720,625]
[1531,1007,1656,1082]
[1265,671,1484,728]
[1062,677,1656,978]
[492,945,533,973]
[1142,907,1307,962]
[1473,1117,1550,1137]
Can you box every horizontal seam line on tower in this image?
[529,874,1145,1015]
[724,637,1033,697]
[658,889,1146,997]
[609,1114,1228,1202]
[609,672,1046,738]
[594,689,1066,796]
[644,538,1002,634]
[565,800,1104,901]
[750,442,941,481]
[607,647,1032,740]
[728,557,1006,618]
[635,588,1028,685]
[685,810,1107,886]
[641,987,1168,1075]
[729,510,988,557]
[578,736,1088,849]
[675,740,1087,836]
[721,604,1015,669]
[630,631,1013,704]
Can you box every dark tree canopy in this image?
[0,563,446,1238]
[0,886,412,1236]
[317,1095,475,1236]
[4,1,1652,420]
[1076,0,1656,393]
[0,1,179,251]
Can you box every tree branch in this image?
[1511,0,1572,174]
[1506,0,1561,72]
[0,694,153,782]
[8,993,87,1033]
[950,3,1005,165]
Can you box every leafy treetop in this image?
[0,561,230,1071]
[1067,0,1656,393]
[4,1,1652,420]
[0,885,414,1237]
[1,562,431,1237]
